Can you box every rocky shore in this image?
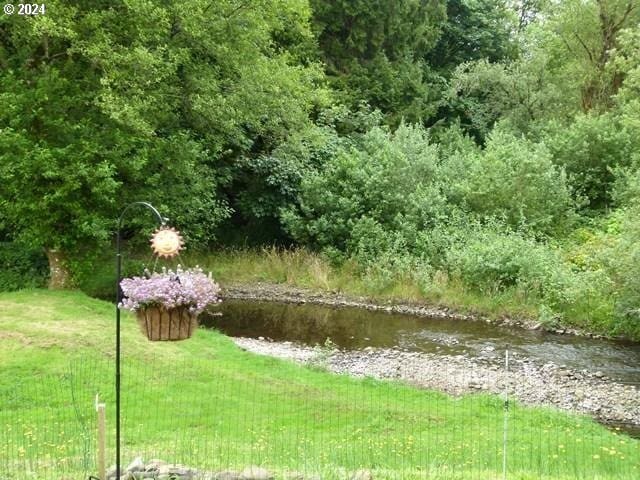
[222,282,639,430]
[232,337,640,429]
[109,457,365,480]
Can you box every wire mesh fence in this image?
[1,351,639,480]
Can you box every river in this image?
[203,299,640,385]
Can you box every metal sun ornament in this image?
[150,226,184,258]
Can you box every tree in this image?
[544,0,639,112]
[424,0,522,135]
[0,0,325,286]
[507,0,549,32]
[614,26,640,134]
[447,56,567,140]
[282,123,446,257]
[543,112,640,210]
[310,0,447,125]
[427,0,517,72]
[452,126,576,234]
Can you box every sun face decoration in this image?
[150,226,184,258]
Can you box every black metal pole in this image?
[115,202,165,479]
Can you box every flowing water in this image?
[202,299,640,384]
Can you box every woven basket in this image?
[135,306,198,341]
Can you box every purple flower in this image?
[119,266,221,315]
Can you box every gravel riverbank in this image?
[233,337,640,428]
[222,283,639,428]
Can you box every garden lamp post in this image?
[115,202,167,479]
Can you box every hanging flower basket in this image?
[119,266,221,342]
[136,306,199,341]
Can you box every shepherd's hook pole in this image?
[115,202,166,479]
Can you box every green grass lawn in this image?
[1,290,638,480]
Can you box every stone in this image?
[284,472,305,480]
[108,470,136,480]
[127,457,145,473]
[158,465,171,475]
[214,471,241,480]
[239,466,273,480]
[133,473,158,480]
[284,472,320,480]
[157,464,194,479]
[146,459,168,471]
[351,469,373,480]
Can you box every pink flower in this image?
[119,266,221,315]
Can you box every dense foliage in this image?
[1,0,640,338]
[0,0,324,252]
[0,242,48,291]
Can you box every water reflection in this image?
[203,300,640,384]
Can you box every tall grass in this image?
[192,247,542,319]
[71,246,623,337]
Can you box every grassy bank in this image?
[48,244,634,340]
[1,290,638,479]
[190,248,611,336]
[75,248,541,322]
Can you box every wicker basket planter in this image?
[135,306,199,341]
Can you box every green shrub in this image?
[453,126,575,234]
[612,166,640,209]
[282,123,446,255]
[445,228,575,308]
[68,247,149,300]
[602,206,640,338]
[544,112,640,210]
[0,242,48,291]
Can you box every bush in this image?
[282,123,446,255]
[0,242,48,291]
[602,206,640,338]
[445,227,575,308]
[544,113,640,210]
[453,127,575,234]
[612,166,640,209]
[68,247,151,300]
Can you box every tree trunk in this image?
[45,248,71,289]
